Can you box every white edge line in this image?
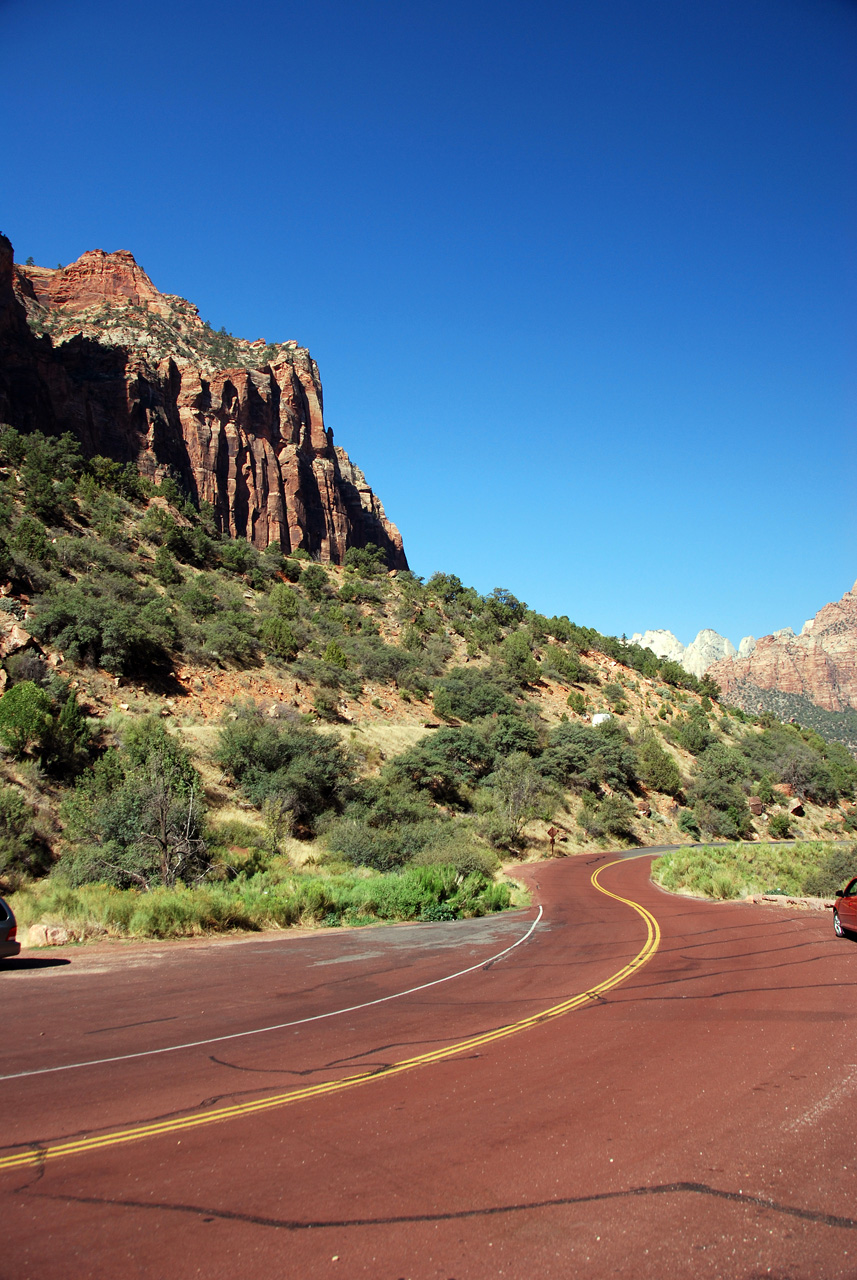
[1,906,544,1083]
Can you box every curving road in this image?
[3,853,857,1279]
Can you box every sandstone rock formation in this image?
[683,629,737,678]
[0,238,407,567]
[708,581,857,714]
[630,626,737,677]
[630,629,686,663]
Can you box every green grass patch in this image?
[652,841,857,901]
[11,863,514,941]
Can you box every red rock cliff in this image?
[0,238,407,567]
[707,582,857,713]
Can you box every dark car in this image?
[0,895,21,959]
[833,878,857,938]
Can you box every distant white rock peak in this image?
[683,629,736,678]
[631,626,739,676]
[629,629,685,662]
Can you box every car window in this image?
[0,900,9,921]
[845,880,857,898]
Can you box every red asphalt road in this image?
[3,852,857,1280]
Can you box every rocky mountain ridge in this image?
[631,627,755,678]
[634,581,857,734]
[0,238,407,566]
[14,249,288,371]
[708,581,857,715]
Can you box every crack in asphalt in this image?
[28,1181,857,1234]
[86,1015,179,1036]
[0,1035,494,1159]
[207,1028,490,1075]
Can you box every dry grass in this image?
[326,720,431,762]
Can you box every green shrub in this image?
[387,726,496,805]
[32,576,178,674]
[139,506,176,547]
[676,709,714,755]
[419,901,458,922]
[348,636,413,685]
[482,587,527,627]
[207,817,266,852]
[88,456,148,503]
[756,775,776,805]
[268,583,300,618]
[692,799,752,841]
[312,688,341,721]
[542,646,582,683]
[201,614,258,666]
[216,705,354,833]
[500,631,540,686]
[432,668,516,722]
[803,845,857,897]
[659,659,698,691]
[539,719,638,795]
[411,836,499,878]
[0,786,51,889]
[323,815,473,873]
[686,744,752,839]
[11,516,54,563]
[677,809,701,839]
[738,721,856,805]
[578,793,637,840]
[280,558,303,583]
[636,732,681,796]
[153,545,183,586]
[41,687,93,775]
[219,540,258,577]
[4,648,46,683]
[768,812,792,839]
[424,572,466,606]
[59,717,207,890]
[322,640,348,669]
[343,544,388,577]
[260,616,301,661]
[475,753,556,851]
[6,429,84,522]
[343,774,437,829]
[484,713,542,758]
[339,579,384,605]
[0,681,53,758]
[302,564,329,600]
[180,580,218,618]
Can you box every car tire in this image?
[834,909,846,939]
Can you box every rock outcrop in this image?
[683,629,737,678]
[708,582,857,714]
[0,238,407,566]
[630,629,686,663]
[630,626,737,677]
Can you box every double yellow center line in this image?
[0,857,661,1172]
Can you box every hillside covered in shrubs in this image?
[1,426,855,937]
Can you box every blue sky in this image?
[2,0,854,645]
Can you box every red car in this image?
[833,878,857,938]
